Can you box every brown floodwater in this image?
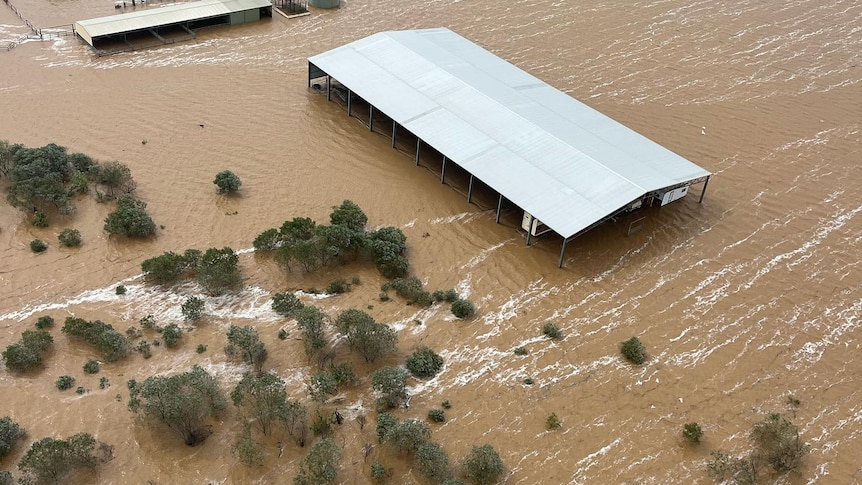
[1,0,860,483]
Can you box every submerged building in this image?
[75,0,271,54]
[308,28,712,267]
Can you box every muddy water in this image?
[1,0,861,483]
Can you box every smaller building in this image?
[75,0,271,54]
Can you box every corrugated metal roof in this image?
[308,28,711,239]
[75,0,270,40]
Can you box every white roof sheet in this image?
[75,0,269,39]
[308,28,711,239]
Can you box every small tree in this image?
[104,195,156,237]
[196,247,241,295]
[214,170,242,194]
[296,306,328,360]
[451,299,476,319]
[272,292,303,317]
[161,323,182,348]
[225,325,267,372]
[30,239,47,253]
[620,336,648,364]
[181,296,205,321]
[232,373,302,438]
[294,438,341,485]
[371,366,409,409]
[0,416,25,458]
[329,200,367,232]
[58,228,82,247]
[96,160,136,197]
[253,228,281,251]
[750,413,809,473]
[18,433,99,484]
[366,226,409,279]
[427,409,446,423]
[62,317,130,361]
[416,441,451,481]
[141,250,200,284]
[127,365,227,446]
[232,427,265,466]
[56,375,75,390]
[83,360,100,374]
[706,450,757,485]
[385,419,431,455]
[376,412,398,444]
[683,422,703,444]
[335,310,397,363]
[35,315,55,329]
[370,460,391,483]
[406,347,444,378]
[462,444,504,485]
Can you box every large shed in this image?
[308,28,712,267]
[75,0,271,52]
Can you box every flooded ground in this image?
[1,0,861,483]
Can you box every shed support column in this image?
[415,139,421,165]
[558,238,569,268]
[307,63,311,87]
[391,122,397,148]
[526,214,533,246]
[369,105,374,132]
[347,89,352,117]
[326,75,331,101]
[495,195,503,223]
[467,175,474,203]
[699,175,711,203]
[440,156,447,183]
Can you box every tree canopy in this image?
[62,317,130,361]
[127,365,227,446]
[18,433,98,484]
[104,195,156,237]
[232,373,307,444]
[214,170,242,194]
[294,438,341,485]
[225,325,267,372]
[371,366,409,409]
[0,416,25,458]
[334,310,397,363]
[462,444,504,485]
[196,247,241,295]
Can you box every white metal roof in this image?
[308,28,711,239]
[75,0,269,41]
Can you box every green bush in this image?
[406,347,444,378]
[462,444,504,485]
[0,416,25,458]
[76,386,86,395]
[83,360,100,374]
[441,400,452,409]
[293,437,340,485]
[104,195,156,237]
[58,228,82,247]
[214,170,242,194]
[620,336,648,364]
[524,377,534,385]
[546,413,561,430]
[385,419,431,454]
[196,247,241,295]
[56,375,75,390]
[683,422,703,443]
[161,323,182,348]
[366,226,409,279]
[62,317,131,361]
[542,323,562,339]
[351,276,361,285]
[30,239,47,253]
[141,249,200,284]
[272,292,303,317]
[115,285,126,295]
[18,433,100,484]
[35,315,55,329]
[139,314,157,329]
[136,340,152,359]
[32,210,48,227]
[750,413,809,473]
[99,377,109,389]
[381,277,431,306]
[415,441,450,481]
[371,366,409,409]
[513,346,528,356]
[278,329,288,340]
[196,344,207,354]
[2,329,54,372]
[428,409,445,423]
[451,299,476,319]
[432,289,459,303]
[370,460,390,483]
[253,228,281,251]
[181,296,205,321]
[326,278,351,294]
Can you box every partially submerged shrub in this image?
[58,228,82,247]
[450,299,476,319]
[30,239,47,253]
[0,416,25,458]
[428,409,445,423]
[513,346,528,356]
[35,315,55,329]
[56,375,75,391]
[115,285,126,295]
[546,413,561,430]
[462,444,504,485]
[326,278,351,295]
[381,277,431,306]
[406,347,444,378]
[161,323,182,348]
[272,292,303,317]
[83,360,100,374]
[432,289,459,303]
[213,170,242,194]
[683,422,703,443]
[542,323,562,339]
[62,317,131,361]
[620,336,648,364]
[181,296,205,321]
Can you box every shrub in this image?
[3,328,54,373]
[95,160,136,197]
[232,428,264,466]
[225,325,267,372]
[196,247,241,295]
[513,346,528,356]
[99,377,109,389]
[351,276,361,285]
[524,377,534,385]
[546,413,561,430]
[58,228,82,247]
[30,239,47,253]
[272,292,303,317]
[308,363,357,403]
[706,450,756,484]
[451,299,476,319]
[214,170,242,194]
[542,323,562,339]
[366,226,409,279]
[83,360,100,374]
[376,412,398,444]
[381,277,431,306]
[750,413,809,473]
[335,309,397,364]
[32,210,48,227]
[181,296,205,321]
[62,317,130,361]
[115,285,126,295]
[406,347,444,378]
[136,340,152,359]
[35,315,55,329]
[428,409,445,423]
[462,444,504,485]
[326,278,351,294]
[139,314,157,329]
[161,323,182,348]
[329,200,367,232]
[370,460,390,483]
[104,195,156,237]
[371,366,409,409]
[141,250,200,284]
[295,306,327,359]
[293,437,340,485]
[385,419,431,454]
[0,416,25,458]
[278,329,288,340]
[620,336,648,364]
[56,375,75,390]
[441,400,452,409]
[311,409,333,437]
[432,289,459,303]
[416,441,451,481]
[76,386,86,395]
[196,344,207,354]
[683,422,703,443]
